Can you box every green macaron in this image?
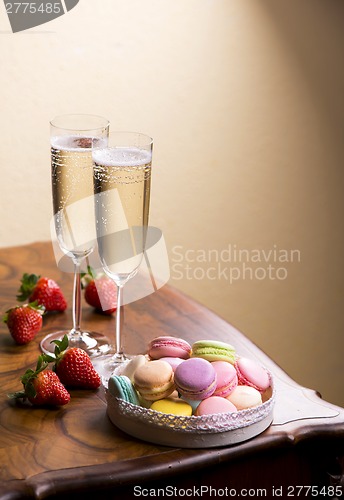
[191,340,236,364]
[108,375,140,405]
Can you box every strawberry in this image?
[82,266,117,315]
[17,273,67,312]
[3,302,45,345]
[44,335,101,389]
[9,356,70,406]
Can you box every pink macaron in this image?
[159,357,185,372]
[195,396,238,416]
[148,336,192,360]
[235,357,270,393]
[174,357,217,401]
[212,361,238,398]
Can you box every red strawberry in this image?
[44,335,101,389]
[17,273,67,312]
[82,266,117,315]
[9,356,70,406]
[3,302,45,345]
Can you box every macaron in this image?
[118,354,148,382]
[195,396,238,416]
[212,361,238,398]
[148,336,192,360]
[226,385,262,410]
[159,357,184,372]
[192,340,236,364]
[235,357,270,393]
[108,375,140,406]
[150,397,192,416]
[174,357,217,401]
[133,360,175,401]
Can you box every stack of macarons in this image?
[107,336,271,418]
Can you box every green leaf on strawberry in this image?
[17,273,67,312]
[3,301,45,345]
[8,355,70,406]
[16,273,40,302]
[81,266,117,315]
[43,334,101,389]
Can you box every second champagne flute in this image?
[40,114,111,356]
[92,132,153,382]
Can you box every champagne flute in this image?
[40,114,111,356]
[91,132,153,382]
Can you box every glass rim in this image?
[103,130,153,147]
[50,114,110,132]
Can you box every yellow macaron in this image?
[150,397,193,416]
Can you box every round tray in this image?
[106,378,275,448]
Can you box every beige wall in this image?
[0,0,343,406]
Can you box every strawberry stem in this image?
[87,265,96,279]
[41,334,69,366]
[8,355,49,400]
[27,301,46,315]
[80,265,107,289]
[80,265,97,289]
[2,301,45,324]
[16,273,40,302]
[7,390,26,400]
[52,334,69,353]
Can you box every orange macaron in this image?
[133,360,175,401]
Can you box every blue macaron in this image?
[108,375,140,405]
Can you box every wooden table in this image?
[0,242,343,500]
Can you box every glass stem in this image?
[71,260,82,338]
[115,284,124,356]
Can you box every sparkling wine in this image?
[93,147,152,284]
[51,135,107,258]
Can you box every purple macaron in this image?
[174,358,217,401]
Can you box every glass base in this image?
[91,352,132,388]
[40,330,111,358]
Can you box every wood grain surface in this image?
[0,242,343,499]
